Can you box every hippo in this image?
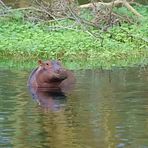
[28,59,75,93]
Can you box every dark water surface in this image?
[0,67,148,148]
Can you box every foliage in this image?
[0,5,148,69]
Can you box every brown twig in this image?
[80,0,143,18]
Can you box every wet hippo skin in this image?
[28,59,75,93]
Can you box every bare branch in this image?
[80,0,143,18]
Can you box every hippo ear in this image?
[57,59,62,65]
[38,60,43,66]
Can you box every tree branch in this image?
[80,0,143,18]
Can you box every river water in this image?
[0,66,148,148]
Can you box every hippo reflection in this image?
[28,59,75,110]
[31,89,67,111]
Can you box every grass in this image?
[0,5,148,69]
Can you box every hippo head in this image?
[38,60,67,82]
[51,60,63,72]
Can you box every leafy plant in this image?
[0,5,148,69]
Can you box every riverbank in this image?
[0,6,147,69]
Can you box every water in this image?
[0,66,148,148]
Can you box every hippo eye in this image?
[46,63,49,65]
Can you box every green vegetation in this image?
[0,6,148,69]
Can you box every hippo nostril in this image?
[57,69,61,73]
[56,69,62,73]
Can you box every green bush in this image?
[0,5,148,69]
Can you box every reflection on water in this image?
[30,89,67,111]
[0,66,148,148]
